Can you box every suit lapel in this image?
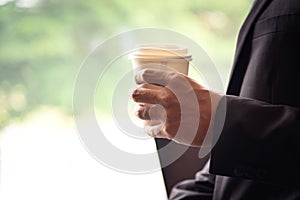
[227,0,272,95]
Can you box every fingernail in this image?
[131,89,139,100]
[128,87,137,99]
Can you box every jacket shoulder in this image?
[259,0,300,21]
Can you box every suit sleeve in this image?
[210,95,300,186]
[169,160,215,200]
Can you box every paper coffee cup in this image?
[129,44,192,129]
[129,44,192,75]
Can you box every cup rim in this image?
[130,43,190,57]
[129,54,192,62]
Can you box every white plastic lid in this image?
[129,44,192,60]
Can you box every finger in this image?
[134,104,166,120]
[138,83,162,90]
[135,68,178,86]
[131,87,163,105]
[144,123,164,138]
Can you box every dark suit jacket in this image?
[170,0,300,199]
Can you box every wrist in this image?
[198,92,224,157]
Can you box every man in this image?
[132,0,300,199]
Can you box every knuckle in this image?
[159,93,169,105]
[170,72,185,84]
[172,73,182,81]
[159,89,171,102]
[161,92,178,109]
[168,71,178,78]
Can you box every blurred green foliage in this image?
[0,0,252,128]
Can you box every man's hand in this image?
[131,69,222,147]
